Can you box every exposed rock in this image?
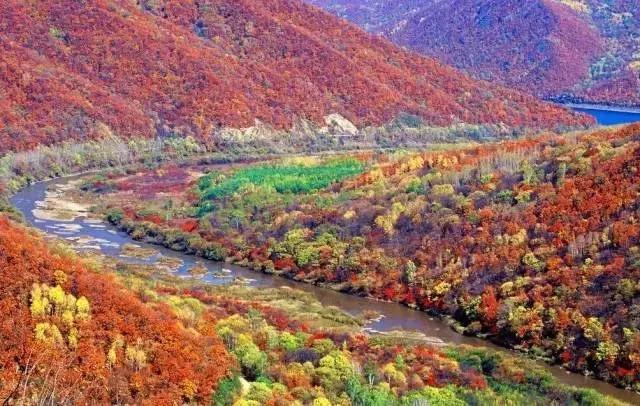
[324,114,359,136]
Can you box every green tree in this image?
[235,334,268,380]
[404,261,417,285]
[212,376,242,406]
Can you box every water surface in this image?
[11,176,640,404]
[569,104,640,126]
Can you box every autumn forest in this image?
[1,0,640,405]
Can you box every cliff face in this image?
[0,0,586,153]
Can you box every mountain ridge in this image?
[0,0,587,152]
[310,0,640,106]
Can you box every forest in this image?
[0,214,627,404]
[81,122,640,393]
[0,0,589,153]
[0,216,232,403]
[310,0,640,106]
[2,0,639,404]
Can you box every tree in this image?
[315,351,353,392]
[212,376,241,406]
[404,261,417,285]
[234,334,268,380]
[479,286,499,328]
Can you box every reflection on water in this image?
[11,176,640,404]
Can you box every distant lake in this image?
[569,104,640,126]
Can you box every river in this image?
[568,104,640,126]
[10,176,640,404]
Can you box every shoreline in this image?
[559,102,640,115]
[11,179,639,405]
[99,211,640,403]
[9,151,640,404]
[90,183,640,402]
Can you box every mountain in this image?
[0,0,587,153]
[309,0,640,106]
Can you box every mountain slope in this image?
[0,0,586,152]
[91,123,640,392]
[0,216,232,402]
[310,0,640,106]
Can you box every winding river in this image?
[11,176,640,404]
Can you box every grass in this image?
[197,158,365,201]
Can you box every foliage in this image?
[0,0,588,154]
[311,0,640,105]
[1,202,631,404]
[0,216,232,403]
[198,159,364,202]
[30,283,90,349]
[91,123,640,393]
[212,375,242,406]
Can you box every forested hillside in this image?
[0,216,232,403]
[3,214,625,404]
[88,123,640,391]
[0,0,587,153]
[310,0,640,106]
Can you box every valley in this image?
[1,0,640,403]
[7,122,640,403]
[7,146,640,404]
[310,0,640,107]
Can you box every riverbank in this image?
[9,123,640,402]
[15,136,640,402]
[4,212,628,405]
[11,174,640,404]
[103,209,640,403]
[562,103,640,115]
